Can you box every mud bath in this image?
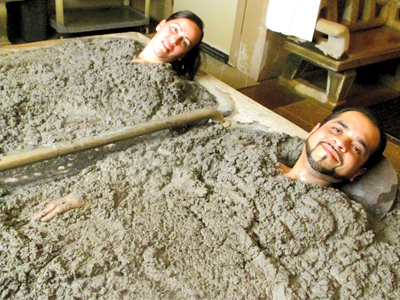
[1,37,400,299]
[0,37,218,153]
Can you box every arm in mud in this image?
[33,193,89,222]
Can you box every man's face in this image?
[150,18,202,63]
[305,111,380,182]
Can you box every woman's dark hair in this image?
[167,10,204,80]
[320,107,387,170]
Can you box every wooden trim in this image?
[55,0,64,26]
[228,0,247,67]
[200,42,229,64]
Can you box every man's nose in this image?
[334,137,349,152]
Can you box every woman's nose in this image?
[171,36,182,46]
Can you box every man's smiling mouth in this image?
[321,143,340,163]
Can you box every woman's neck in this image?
[133,45,162,63]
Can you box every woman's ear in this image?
[156,20,166,32]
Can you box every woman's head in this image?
[149,11,204,80]
[165,10,204,49]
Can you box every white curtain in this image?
[265,0,321,41]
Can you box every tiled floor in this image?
[271,100,332,132]
[204,55,333,131]
[237,79,333,132]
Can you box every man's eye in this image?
[353,146,361,154]
[182,40,187,47]
[333,127,340,133]
[172,25,178,32]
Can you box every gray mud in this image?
[0,37,218,154]
[0,38,399,299]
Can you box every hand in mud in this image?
[33,193,88,222]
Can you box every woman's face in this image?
[149,18,202,63]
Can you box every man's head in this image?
[305,107,386,184]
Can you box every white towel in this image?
[266,0,321,41]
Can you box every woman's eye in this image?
[172,25,178,32]
[333,127,340,133]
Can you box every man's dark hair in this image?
[320,107,387,170]
[167,10,204,81]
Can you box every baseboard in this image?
[200,43,229,64]
[388,134,400,147]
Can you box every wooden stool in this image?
[279,0,400,109]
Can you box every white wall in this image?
[173,0,238,55]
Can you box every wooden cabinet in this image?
[50,0,150,35]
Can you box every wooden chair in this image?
[279,0,400,109]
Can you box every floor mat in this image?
[368,98,400,140]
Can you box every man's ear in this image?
[307,123,321,138]
[349,167,367,182]
[156,20,166,31]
